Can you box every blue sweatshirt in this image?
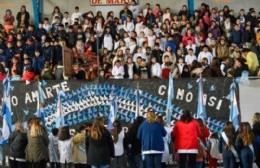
[137,121,166,152]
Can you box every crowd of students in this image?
[0,1,260,81]
[0,110,259,168]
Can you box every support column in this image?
[187,0,195,16]
[32,0,43,25]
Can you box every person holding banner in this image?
[58,126,73,168]
[26,118,49,168]
[48,128,60,168]
[196,119,210,168]
[171,110,201,168]
[235,122,255,168]
[86,118,114,168]
[137,108,166,168]
[219,121,238,168]
[8,121,28,168]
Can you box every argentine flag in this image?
[229,82,240,131]
[1,77,12,144]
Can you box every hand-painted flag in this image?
[108,92,118,130]
[196,76,207,121]
[1,77,12,144]
[229,82,240,131]
[166,73,175,126]
[36,81,46,127]
[55,90,66,128]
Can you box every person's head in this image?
[113,120,122,143]
[252,112,260,125]
[58,126,71,141]
[145,3,150,9]
[75,6,79,12]
[208,32,213,38]
[51,128,59,136]
[78,124,86,134]
[201,57,208,65]
[14,121,25,133]
[223,121,235,145]
[234,24,239,31]
[127,57,133,64]
[239,122,254,146]
[146,108,156,123]
[53,6,60,13]
[156,116,164,126]
[210,132,219,139]
[123,2,128,9]
[90,118,104,140]
[203,45,208,52]
[7,42,13,49]
[12,56,19,64]
[64,11,69,18]
[180,110,192,123]
[21,5,26,12]
[35,49,40,57]
[151,57,157,64]
[188,48,193,55]
[6,9,11,15]
[196,118,205,131]
[29,118,44,137]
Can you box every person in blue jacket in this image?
[137,108,166,168]
[32,49,44,76]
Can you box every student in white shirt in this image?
[163,8,171,23]
[147,29,156,49]
[185,38,196,54]
[124,16,135,34]
[58,127,73,168]
[133,47,146,63]
[112,60,125,79]
[177,57,185,74]
[129,0,140,19]
[102,26,114,51]
[198,46,213,65]
[43,18,52,33]
[110,120,127,168]
[185,48,197,66]
[150,57,162,78]
[62,12,71,26]
[71,6,82,24]
[142,3,150,17]
[135,16,143,36]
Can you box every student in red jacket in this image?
[171,110,201,168]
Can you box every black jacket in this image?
[124,63,138,79]
[86,129,114,166]
[9,131,28,159]
[16,11,30,28]
[127,125,142,155]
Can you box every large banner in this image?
[90,0,132,6]
[0,78,233,133]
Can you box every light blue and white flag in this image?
[55,90,66,128]
[196,75,207,121]
[1,76,12,144]
[166,73,175,126]
[36,81,46,127]
[229,82,240,131]
[108,91,118,130]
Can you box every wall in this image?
[239,79,260,125]
[1,0,259,25]
[194,0,260,14]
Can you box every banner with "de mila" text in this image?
[90,0,132,6]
